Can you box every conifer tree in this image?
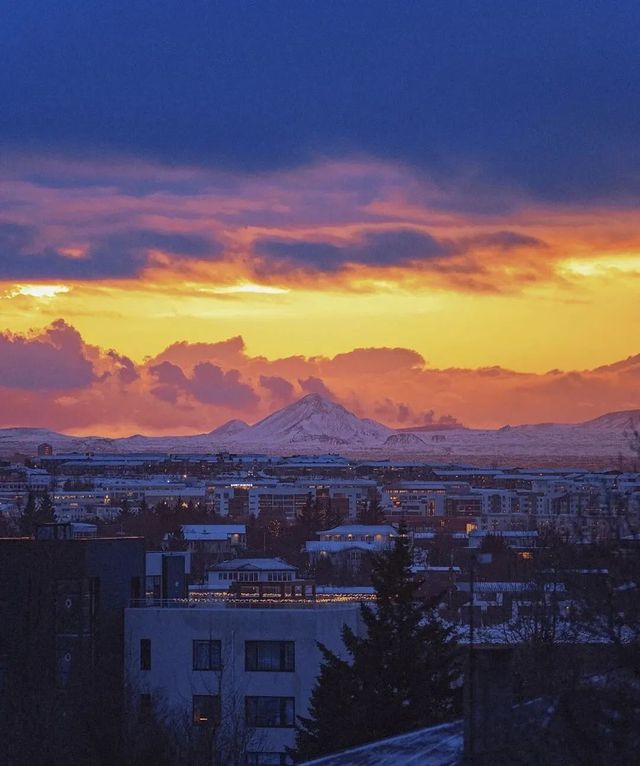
[356,491,386,524]
[19,491,37,536]
[294,522,460,761]
[36,490,55,524]
[323,499,343,530]
[299,493,322,535]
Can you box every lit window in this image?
[192,695,221,727]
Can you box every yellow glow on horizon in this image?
[198,283,290,295]
[0,254,639,377]
[561,254,640,277]
[6,283,71,299]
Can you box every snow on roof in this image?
[411,565,462,574]
[210,557,297,571]
[181,524,245,540]
[306,541,388,552]
[471,529,538,537]
[298,719,463,766]
[321,525,397,535]
[457,581,567,593]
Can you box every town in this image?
[1,446,639,764]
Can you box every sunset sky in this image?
[1,2,639,434]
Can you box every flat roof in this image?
[210,557,296,571]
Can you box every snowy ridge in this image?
[0,397,638,461]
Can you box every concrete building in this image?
[0,526,145,763]
[145,550,191,599]
[385,481,448,518]
[248,485,310,522]
[206,557,298,591]
[305,525,396,578]
[125,597,365,762]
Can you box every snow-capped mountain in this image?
[577,409,639,431]
[230,393,394,448]
[0,400,638,463]
[209,419,250,440]
[383,432,428,449]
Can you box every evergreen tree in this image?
[19,491,37,536]
[323,499,343,530]
[293,645,361,761]
[36,490,56,524]
[167,524,187,551]
[294,522,460,761]
[357,491,386,525]
[298,493,322,536]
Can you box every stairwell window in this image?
[140,638,151,671]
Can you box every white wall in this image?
[125,604,364,755]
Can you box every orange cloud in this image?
[0,321,638,436]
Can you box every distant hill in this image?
[577,410,639,430]
[0,401,638,460]
[208,419,251,439]
[383,433,428,449]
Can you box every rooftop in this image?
[181,524,245,540]
[321,525,397,535]
[210,557,296,572]
[299,720,463,766]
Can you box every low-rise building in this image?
[206,557,298,591]
[125,595,365,761]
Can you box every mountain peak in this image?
[209,419,250,438]
[233,393,393,447]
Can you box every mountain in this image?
[0,402,639,463]
[209,419,250,439]
[231,393,394,448]
[578,410,640,430]
[383,432,428,449]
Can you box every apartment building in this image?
[125,597,364,762]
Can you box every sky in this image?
[1,1,639,434]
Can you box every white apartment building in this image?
[125,600,364,762]
[385,482,448,517]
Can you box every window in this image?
[246,641,294,672]
[246,753,293,766]
[245,696,295,727]
[140,638,151,671]
[267,572,292,582]
[139,693,152,722]
[192,695,221,727]
[193,639,222,671]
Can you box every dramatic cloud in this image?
[298,377,336,400]
[0,321,639,435]
[149,360,259,410]
[259,375,295,405]
[2,3,639,202]
[254,230,451,273]
[254,229,547,276]
[0,224,220,280]
[0,320,96,390]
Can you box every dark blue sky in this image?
[1,0,639,201]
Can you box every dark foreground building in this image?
[0,524,145,766]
